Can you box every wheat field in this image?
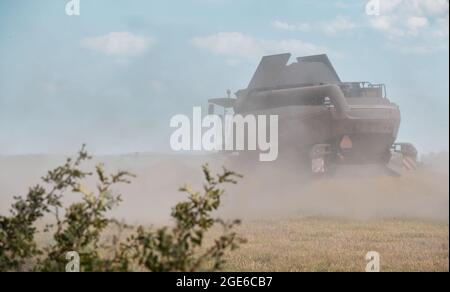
[211,217,449,272]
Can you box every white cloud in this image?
[272,20,311,32]
[322,16,357,36]
[272,16,357,36]
[415,0,449,16]
[192,32,260,59]
[369,15,430,38]
[373,0,448,15]
[406,16,429,29]
[379,0,403,14]
[370,16,392,31]
[82,32,155,56]
[191,32,331,64]
[368,0,449,53]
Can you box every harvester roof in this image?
[247,53,341,90]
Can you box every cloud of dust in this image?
[0,150,448,225]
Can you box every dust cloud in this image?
[0,151,448,224]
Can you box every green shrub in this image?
[0,145,244,272]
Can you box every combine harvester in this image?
[208,53,418,176]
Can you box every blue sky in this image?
[0,0,448,155]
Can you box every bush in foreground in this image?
[0,145,244,272]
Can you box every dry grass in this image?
[208,217,449,272]
[34,216,449,272]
